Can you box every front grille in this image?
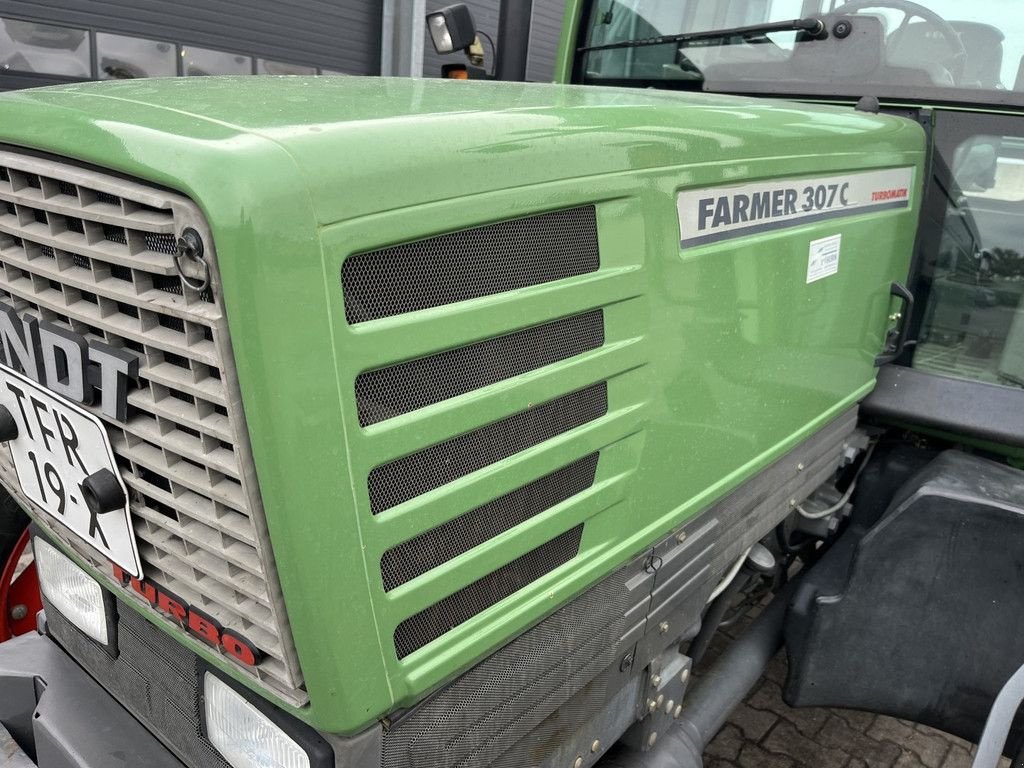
[368,382,608,515]
[355,310,605,426]
[393,524,585,659]
[341,205,600,324]
[0,150,304,702]
[45,595,230,768]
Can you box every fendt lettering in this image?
[0,302,138,422]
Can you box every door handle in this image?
[874,282,914,366]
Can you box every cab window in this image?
[913,130,1024,389]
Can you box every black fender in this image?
[783,450,1024,753]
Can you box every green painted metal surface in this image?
[555,0,586,84]
[0,76,924,733]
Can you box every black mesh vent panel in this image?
[44,596,230,768]
[341,206,599,324]
[356,310,604,426]
[393,525,584,659]
[382,563,636,768]
[368,383,608,515]
[381,453,599,591]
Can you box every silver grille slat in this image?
[0,150,306,704]
[0,188,176,232]
[143,362,228,405]
[130,500,264,574]
[126,389,234,443]
[136,529,272,609]
[0,219,181,274]
[0,271,220,363]
[0,245,204,314]
[116,417,240,478]
[110,436,249,511]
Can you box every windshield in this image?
[577,0,1024,106]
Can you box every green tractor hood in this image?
[0,76,925,733]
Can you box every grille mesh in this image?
[0,150,303,701]
[356,310,604,426]
[383,563,635,767]
[368,383,608,515]
[45,595,230,768]
[489,677,626,768]
[393,525,584,659]
[381,453,599,591]
[341,206,600,324]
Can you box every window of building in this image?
[0,18,90,77]
[182,46,252,76]
[96,32,175,79]
[257,58,316,75]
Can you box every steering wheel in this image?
[834,0,967,84]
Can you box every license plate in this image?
[0,364,142,577]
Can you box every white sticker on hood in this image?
[807,234,841,283]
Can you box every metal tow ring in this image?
[175,228,211,293]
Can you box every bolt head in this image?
[648,732,658,748]
[591,740,601,753]
[10,604,27,621]
[656,694,664,707]
[797,462,805,471]
[680,668,690,683]
[648,699,657,713]
[573,757,584,768]
[650,674,662,687]
[664,699,675,714]
[674,705,682,718]
[658,621,669,634]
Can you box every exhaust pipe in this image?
[494,0,532,81]
[601,576,800,768]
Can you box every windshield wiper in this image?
[577,17,827,54]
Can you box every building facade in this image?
[0,0,567,90]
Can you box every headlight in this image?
[427,13,455,54]
[425,5,477,54]
[34,537,109,644]
[204,672,311,768]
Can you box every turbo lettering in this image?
[129,575,157,604]
[110,565,263,666]
[156,589,189,626]
[221,631,261,666]
[188,606,222,647]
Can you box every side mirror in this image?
[952,137,1000,192]
[426,4,477,54]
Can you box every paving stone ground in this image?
[699,609,1008,768]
